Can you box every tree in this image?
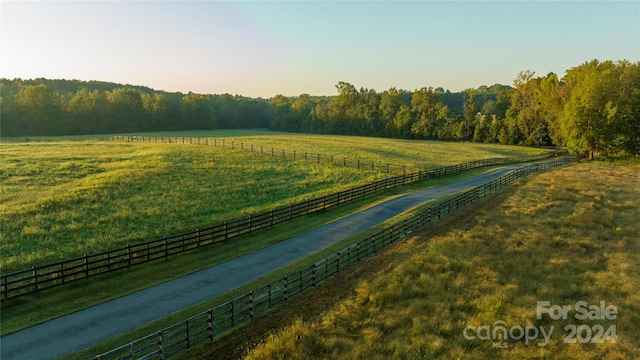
[67,88,109,134]
[379,87,405,136]
[183,92,217,130]
[559,60,633,158]
[617,61,640,156]
[463,89,479,124]
[393,104,414,138]
[505,70,551,145]
[106,88,144,132]
[14,84,66,135]
[410,87,446,139]
[536,73,568,146]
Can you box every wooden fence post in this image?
[250,290,254,323]
[231,301,235,326]
[158,330,164,360]
[371,235,378,254]
[207,308,214,343]
[84,254,89,278]
[163,237,168,258]
[185,319,191,349]
[32,267,39,295]
[312,264,317,288]
[284,276,288,304]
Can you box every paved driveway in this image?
[1,165,521,360]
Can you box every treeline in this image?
[0,79,270,135]
[1,59,638,158]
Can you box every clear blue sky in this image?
[2,1,638,98]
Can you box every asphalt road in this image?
[1,165,522,360]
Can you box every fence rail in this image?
[1,151,558,301]
[94,156,578,360]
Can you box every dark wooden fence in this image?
[0,152,558,301]
[93,156,578,360]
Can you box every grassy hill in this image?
[233,162,640,359]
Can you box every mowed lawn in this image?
[0,141,385,272]
[241,162,640,360]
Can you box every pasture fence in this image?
[0,151,559,301]
[107,135,414,174]
[1,135,415,174]
[93,156,579,360]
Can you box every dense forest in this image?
[1,59,638,158]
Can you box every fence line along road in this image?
[0,151,559,301]
[94,156,578,360]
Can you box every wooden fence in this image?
[0,152,558,301]
[107,135,415,174]
[93,156,578,360]
[1,135,414,174]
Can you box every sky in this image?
[1,1,639,98]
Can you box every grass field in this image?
[205,133,549,170]
[238,162,640,360]
[109,130,550,171]
[8,129,551,170]
[0,141,384,272]
[0,133,546,272]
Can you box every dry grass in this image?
[235,162,640,360]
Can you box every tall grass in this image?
[242,162,640,359]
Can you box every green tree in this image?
[67,88,109,134]
[559,60,631,158]
[393,104,414,138]
[463,89,479,125]
[536,73,568,146]
[379,87,405,136]
[182,92,217,130]
[410,87,446,139]
[617,61,640,156]
[14,84,66,135]
[106,88,144,132]
[505,70,551,145]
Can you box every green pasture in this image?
[5,129,550,170]
[1,133,547,272]
[0,141,384,272]
[208,133,549,170]
[106,130,550,171]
